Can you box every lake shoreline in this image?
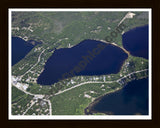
[37,39,128,85]
[85,76,148,115]
[93,39,130,55]
[122,24,148,59]
[85,87,121,115]
[12,36,43,46]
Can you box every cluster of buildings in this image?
[12,76,29,91]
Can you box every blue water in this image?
[37,39,128,85]
[91,25,149,115]
[12,37,34,66]
[92,78,149,115]
[122,25,148,59]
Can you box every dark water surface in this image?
[122,25,148,59]
[12,37,34,66]
[91,78,149,115]
[37,40,128,85]
[91,25,149,115]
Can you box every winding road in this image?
[12,11,148,116]
[21,49,46,78]
[13,68,148,115]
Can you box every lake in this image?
[89,25,149,115]
[90,78,149,115]
[37,39,128,85]
[122,25,148,59]
[12,37,34,66]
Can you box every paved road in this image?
[117,69,148,82]
[13,68,148,115]
[23,101,35,115]
[55,69,148,95]
[55,81,114,95]
[21,49,46,78]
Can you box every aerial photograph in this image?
[10,9,151,119]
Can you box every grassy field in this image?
[50,82,121,115]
